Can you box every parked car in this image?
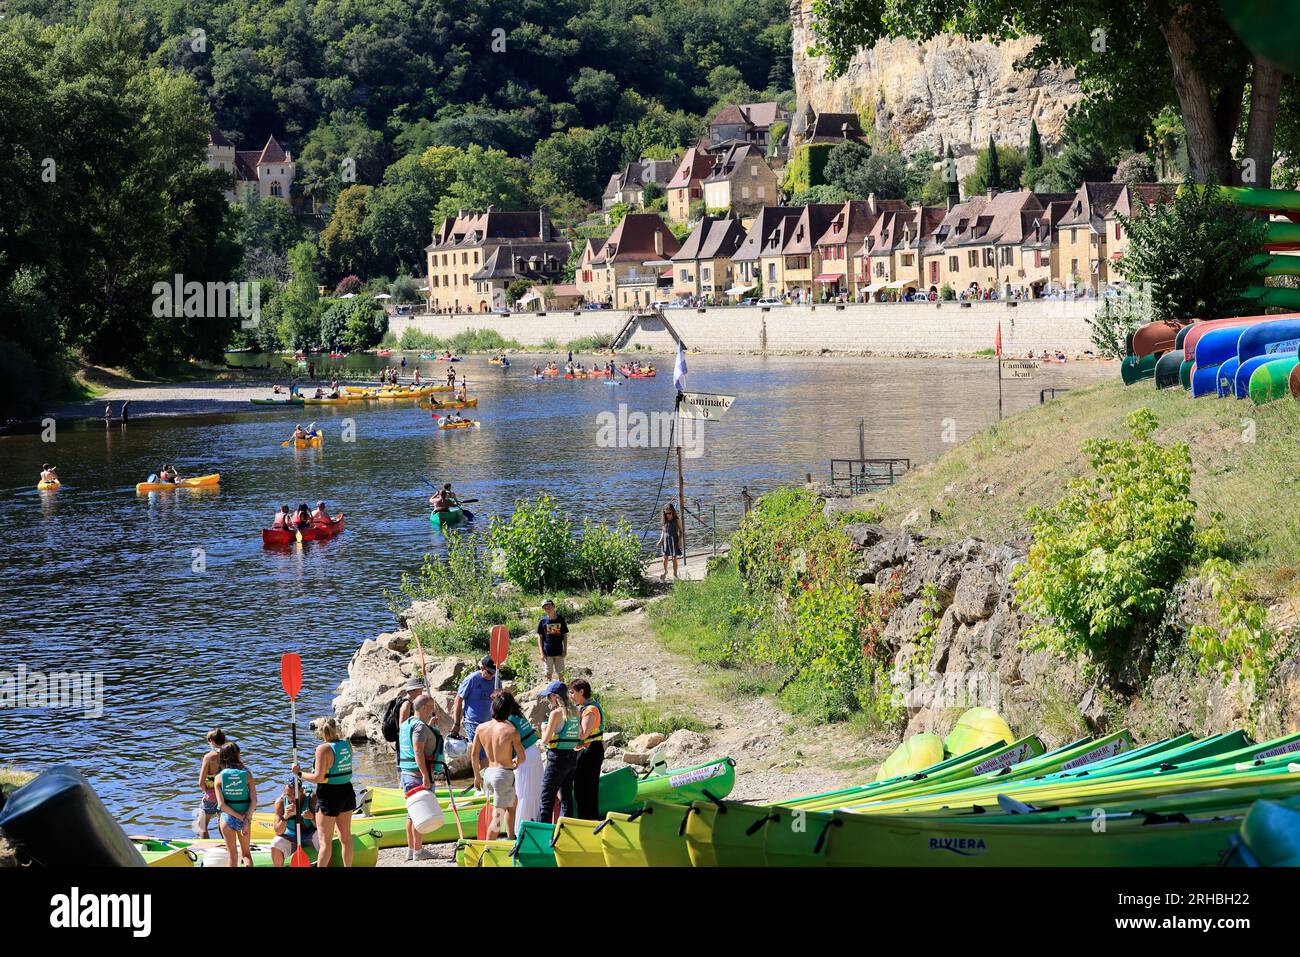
[738,297,757,307]
[756,298,785,307]
[583,302,611,310]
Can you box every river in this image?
[0,353,1112,831]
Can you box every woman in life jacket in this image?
[294,717,358,867]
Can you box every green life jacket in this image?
[282,796,316,835]
[580,701,605,747]
[398,717,420,773]
[509,714,539,750]
[326,740,353,784]
[399,717,445,776]
[547,709,582,751]
[218,768,250,812]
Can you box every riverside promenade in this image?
[389,299,1103,356]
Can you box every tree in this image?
[963,144,1025,195]
[986,136,1002,190]
[1114,151,1158,186]
[809,0,1284,186]
[432,145,533,223]
[1026,119,1044,172]
[278,241,322,350]
[1115,185,1266,324]
[945,144,960,203]
[789,184,850,206]
[530,127,620,206]
[319,185,374,280]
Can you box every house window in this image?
[1070,258,1079,275]
[983,248,994,267]
[749,164,758,177]
[967,251,978,268]
[901,254,914,266]
[703,267,711,281]
[757,186,766,199]
[1035,250,1045,268]
[270,182,282,197]
[1115,223,1122,240]
[875,261,885,277]
[999,247,1013,266]
[949,256,958,272]
[1070,228,1077,243]
[680,269,689,281]
[767,263,776,281]
[742,186,750,199]
[928,261,938,283]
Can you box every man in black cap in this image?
[451,656,498,758]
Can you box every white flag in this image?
[673,340,688,393]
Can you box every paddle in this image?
[489,625,509,692]
[279,653,311,868]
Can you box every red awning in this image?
[660,267,672,278]
[814,272,845,282]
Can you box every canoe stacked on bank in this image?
[460,731,1300,868]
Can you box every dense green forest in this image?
[0,0,793,414]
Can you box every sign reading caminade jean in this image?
[678,391,737,419]
[999,360,1040,380]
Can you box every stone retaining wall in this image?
[388,300,1101,356]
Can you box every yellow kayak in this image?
[437,419,480,430]
[301,396,349,405]
[428,397,479,409]
[286,434,323,449]
[37,480,60,491]
[135,473,220,493]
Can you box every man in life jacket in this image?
[311,501,330,525]
[569,679,605,820]
[271,504,292,530]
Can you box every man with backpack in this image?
[382,679,427,772]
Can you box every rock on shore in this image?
[330,607,548,775]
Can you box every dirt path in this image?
[567,598,891,803]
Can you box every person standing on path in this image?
[294,717,357,867]
[398,694,446,861]
[471,694,525,840]
[659,503,683,580]
[451,657,497,760]
[537,681,582,822]
[536,599,568,681]
[494,689,542,824]
[569,679,605,820]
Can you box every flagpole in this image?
[995,320,1003,422]
[674,340,688,556]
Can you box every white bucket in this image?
[405,785,445,835]
[203,846,233,867]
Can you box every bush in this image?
[574,518,643,592]
[1087,296,1150,359]
[1015,409,1198,673]
[487,493,576,593]
[732,487,852,595]
[1116,182,1266,323]
[0,338,43,419]
[394,531,512,654]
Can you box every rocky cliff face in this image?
[791,3,1083,178]
[838,520,1300,746]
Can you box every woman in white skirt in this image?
[495,689,542,824]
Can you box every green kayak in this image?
[250,397,305,406]
[639,800,695,867]
[1248,355,1299,404]
[1120,352,1159,384]
[429,506,463,529]
[821,808,1240,867]
[1234,795,1300,866]
[1153,349,1184,389]
[513,821,557,868]
[634,757,735,807]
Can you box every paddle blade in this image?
[489,625,509,666]
[290,845,311,868]
[280,653,303,700]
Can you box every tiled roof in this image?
[428,209,560,250]
[814,198,910,248]
[703,142,768,183]
[209,129,234,148]
[710,104,749,127]
[672,216,748,262]
[805,111,867,144]
[782,204,843,255]
[1057,182,1127,230]
[605,158,678,199]
[471,241,569,281]
[667,147,715,190]
[598,213,680,262]
[740,102,784,128]
[732,207,802,262]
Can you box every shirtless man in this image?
[470,694,526,840]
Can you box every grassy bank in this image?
[647,379,1300,735]
[867,380,1300,596]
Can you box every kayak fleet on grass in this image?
[1122,187,1300,401]
[455,709,1300,868]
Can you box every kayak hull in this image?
[136,473,221,494]
[36,480,60,491]
[552,817,608,867]
[429,506,463,529]
[262,514,344,547]
[250,398,304,406]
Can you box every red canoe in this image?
[619,365,657,378]
[262,514,345,547]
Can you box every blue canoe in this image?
[1236,317,1300,365]
[1216,357,1241,397]
[1234,354,1289,399]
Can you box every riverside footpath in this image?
[389,299,1103,356]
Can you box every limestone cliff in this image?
[791,3,1083,178]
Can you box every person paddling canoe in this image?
[293,717,357,867]
[292,503,313,529]
[428,483,459,513]
[39,464,58,485]
[310,501,330,525]
[159,464,178,484]
[196,728,226,837]
[271,504,292,530]
[215,741,257,867]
